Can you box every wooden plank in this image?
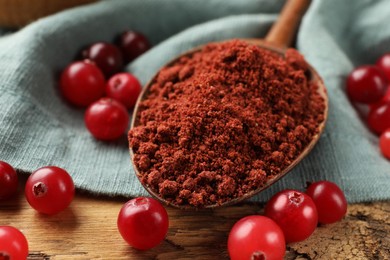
[1,186,389,259]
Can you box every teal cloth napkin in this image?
[0,0,389,203]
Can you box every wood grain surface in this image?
[0,178,389,260]
[0,0,97,27]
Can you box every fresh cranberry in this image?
[117,197,169,250]
[380,129,390,159]
[376,53,390,81]
[228,215,285,260]
[25,166,75,215]
[367,101,390,135]
[346,65,388,104]
[60,60,106,107]
[0,161,18,200]
[0,226,29,259]
[82,42,123,78]
[118,30,150,62]
[370,87,390,111]
[265,189,318,243]
[306,181,347,224]
[84,98,129,141]
[106,73,142,109]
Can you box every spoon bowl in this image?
[129,0,328,209]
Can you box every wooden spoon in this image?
[130,0,328,209]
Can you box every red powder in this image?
[129,40,325,207]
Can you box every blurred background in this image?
[0,0,96,28]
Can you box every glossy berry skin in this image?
[25,166,75,215]
[0,161,18,200]
[0,226,29,259]
[265,189,318,243]
[346,65,388,104]
[60,60,105,107]
[306,181,347,224]
[376,53,390,81]
[367,101,390,135]
[85,98,129,141]
[106,73,142,109]
[118,30,150,62]
[228,215,285,260]
[379,129,390,159]
[370,87,390,111]
[82,42,123,78]
[117,197,169,250]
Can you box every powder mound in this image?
[129,39,325,207]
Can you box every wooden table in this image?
[1,177,389,260]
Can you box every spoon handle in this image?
[265,0,311,48]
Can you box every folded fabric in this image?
[0,0,388,203]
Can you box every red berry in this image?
[0,161,18,200]
[370,87,390,111]
[82,42,123,78]
[306,181,347,224]
[117,197,169,250]
[85,98,129,141]
[376,53,390,81]
[106,73,142,109]
[118,31,150,62]
[228,215,285,260]
[60,60,105,107]
[379,129,390,159]
[367,101,390,135]
[0,226,29,259]
[25,166,75,215]
[346,65,388,104]
[265,189,318,243]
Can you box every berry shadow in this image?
[34,204,80,231]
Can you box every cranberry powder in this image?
[129,40,325,207]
